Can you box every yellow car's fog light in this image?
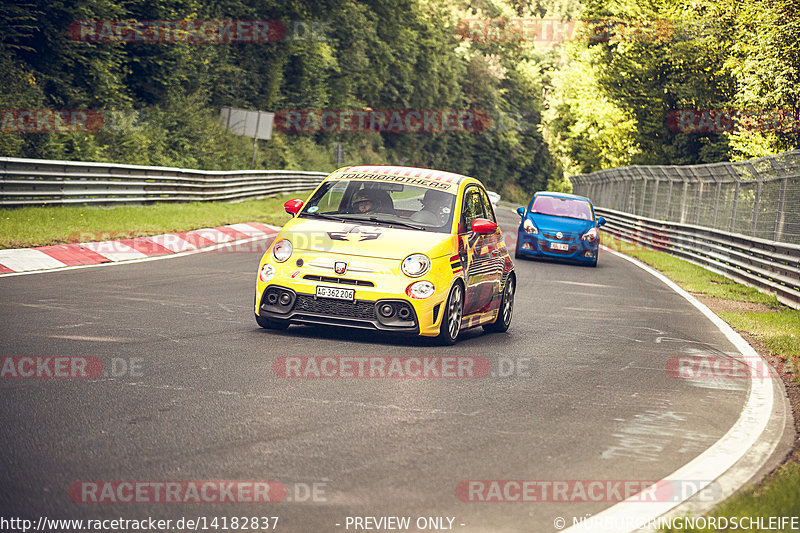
[406,280,435,299]
[259,263,276,282]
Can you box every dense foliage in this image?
[545,0,800,174]
[1,0,796,196]
[0,0,561,200]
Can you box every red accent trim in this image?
[344,165,467,183]
[175,231,216,249]
[0,264,15,273]
[246,222,278,234]
[37,244,110,266]
[116,237,173,256]
[284,199,304,215]
[213,226,250,241]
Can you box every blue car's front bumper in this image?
[516,230,598,263]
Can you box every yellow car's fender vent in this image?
[303,274,375,287]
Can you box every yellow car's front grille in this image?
[302,274,375,287]
[293,294,377,320]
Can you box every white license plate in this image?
[316,286,355,300]
[550,242,569,251]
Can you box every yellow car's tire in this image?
[484,274,515,333]
[436,283,464,345]
[255,313,289,330]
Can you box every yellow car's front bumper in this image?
[255,250,458,337]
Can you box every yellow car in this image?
[254,165,515,344]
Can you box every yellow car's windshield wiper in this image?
[337,214,427,231]
[300,211,346,222]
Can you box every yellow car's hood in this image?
[281,217,454,260]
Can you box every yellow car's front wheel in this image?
[436,282,464,345]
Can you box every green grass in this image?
[720,310,800,377]
[661,461,800,532]
[602,235,800,532]
[0,193,308,249]
[603,236,783,308]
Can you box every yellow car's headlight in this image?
[401,253,431,277]
[272,239,293,262]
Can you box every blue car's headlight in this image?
[582,227,598,242]
[523,219,538,235]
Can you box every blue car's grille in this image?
[543,231,578,241]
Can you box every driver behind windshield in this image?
[352,189,379,214]
[351,188,394,215]
[418,189,451,225]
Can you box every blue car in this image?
[515,192,606,267]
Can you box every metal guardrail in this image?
[0,157,328,206]
[570,150,800,245]
[597,207,800,309]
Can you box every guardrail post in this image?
[768,157,790,242]
[628,171,636,214]
[775,176,787,241]
[695,179,704,225]
[730,179,739,233]
[634,167,649,217]
[748,162,761,237]
[679,176,689,224]
[688,166,703,225]
[664,172,674,220]
[650,177,659,219]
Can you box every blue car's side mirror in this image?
[516,207,525,218]
[597,216,606,227]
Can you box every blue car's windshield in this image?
[530,196,593,220]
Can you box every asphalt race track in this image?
[0,209,786,532]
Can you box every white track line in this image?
[562,246,778,532]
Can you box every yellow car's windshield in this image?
[301,179,456,233]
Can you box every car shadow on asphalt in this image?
[254,323,487,348]
[516,255,599,268]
